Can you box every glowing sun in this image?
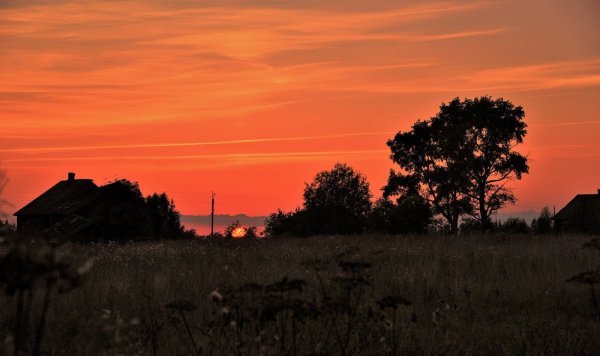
[231,227,247,238]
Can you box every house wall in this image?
[555,214,600,234]
[69,225,110,243]
[17,215,63,239]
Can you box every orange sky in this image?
[1,0,600,218]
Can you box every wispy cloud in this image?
[0,0,507,127]
[463,58,600,92]
[3,150,387,166]
[0,131,394,153]
[530,120,600,127]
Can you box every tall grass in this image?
[1,234,599,355]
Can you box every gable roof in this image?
[13,179,99,217]
[555,193,600,222]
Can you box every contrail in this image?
[4,149,388,162]
[0,131,396,153]
[529,120,600,127]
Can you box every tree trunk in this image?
[450,210,460,236]
[479,185,489,232]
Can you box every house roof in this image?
[13,179,99,217]
[554,194,600,222]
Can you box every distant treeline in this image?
[265,96,532,237]
[263,164,554,237]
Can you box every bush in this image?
[223,220,258,239]
[368,195,431,234]
[224,220,243,239]
[263,209,319,238]
[0,220,15,240]
[500,217,530,234]
[459,218,482,235]
[264,209,296,238]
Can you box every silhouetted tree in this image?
[531,207,553,234]
[385,122,472,234]
[95,179,194,241]
[0,164,9,219]
[368,198,395,233]
[93,179,152,241]
[245,226,259,239]
[145,193,184,239]
[386,96,528,233]
[303,163,372,234]
[0,165,11,239]
[264,164,372,237]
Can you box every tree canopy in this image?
[264,163,373,237]
[94,179,190,241]
[303,163,372,234]
[146,193,185,239]
[385,96,529,233]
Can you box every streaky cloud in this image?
[4,149,387,162]
[0,132,395,153]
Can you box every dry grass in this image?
[1,234,599,355]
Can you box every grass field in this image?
[1,234,599,355]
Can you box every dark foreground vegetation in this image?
[1,234,599,355]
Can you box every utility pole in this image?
[211,191,215,237]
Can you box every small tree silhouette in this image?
[145,193,185,240]
[531,207,553,234]
[303,163,372,235]
[0,164,14,240]
[0,163,9,218]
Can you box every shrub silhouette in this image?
[265,163,372,237]
[0,242,90,355]
[369,195,431,234]
[500,217,530,234]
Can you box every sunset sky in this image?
[2,0,600,221]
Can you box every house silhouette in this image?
[554,189,600,234]
[13,173,149,241]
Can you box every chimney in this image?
[68,172,76,182]
[598,189,600,196]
